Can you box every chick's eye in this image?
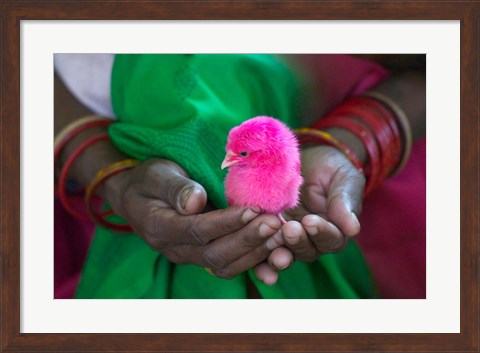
[239,151,248,157]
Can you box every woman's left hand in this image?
[254,145,365,284]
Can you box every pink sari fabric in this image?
[54,196,94,299]
[358,139,426,298]
[54,54,426,298]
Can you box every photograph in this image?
[2,1,478,352]
[54,53,426,300]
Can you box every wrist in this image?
[324,127,367,166]
[84,158,139,232]
[295,128,364,172]
[59,125,128,187]
[103,167,133,217]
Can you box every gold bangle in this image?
[362,91,413,175]
[54,115,112,150]
[295,127,364,172]
[85,159,140,232]
[86,159,140,201]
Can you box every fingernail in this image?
[242,208,259,223]
[351,212,360,229]
[180,187,194,209]
[259,223,276,237]
[262,273,278,286]
[277,260,293,271]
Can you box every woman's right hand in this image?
[103,158,283,280]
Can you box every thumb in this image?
[143,159,207,215]
[327,170,365,237]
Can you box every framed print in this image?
[1,1,478,352]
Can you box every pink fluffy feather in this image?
[222,116,303,221]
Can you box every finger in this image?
[214,229,285,277]
[254,262,279,286]
[302,214,348,254]
[212,241,273,280]
[268,247,294,271]
[301,184,328,216]
[282,203,310,222]
[141,159,207,215]
[327,169,365,236]
[154,223,275,273]
[143,204,262,247]
[282,220,318,262]
[197,215,282,270]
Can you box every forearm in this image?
[54,73,128,198]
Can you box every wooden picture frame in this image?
[1,1,478,352]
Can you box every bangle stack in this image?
[58,133,110,220]
[362,91,412,175]
[296,92,412,195]
[54,115,112,164]
[54,115,137,232]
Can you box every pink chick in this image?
[221,116,303,223]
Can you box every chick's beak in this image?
[221,150,238,170]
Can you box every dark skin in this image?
[55,55,426,286]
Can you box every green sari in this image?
[75,54,376,299]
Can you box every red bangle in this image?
[338,104,395,180]
[351,97,402,176]
[85,159,140,233]
[362,91,412,175]
[356,96,402,145]
[58,133,110,220]
[317,116,382,195]
[330,97,399,177]
[54,116,112,199]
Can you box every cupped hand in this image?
[104,158,282,280]
[255,145,365,284]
